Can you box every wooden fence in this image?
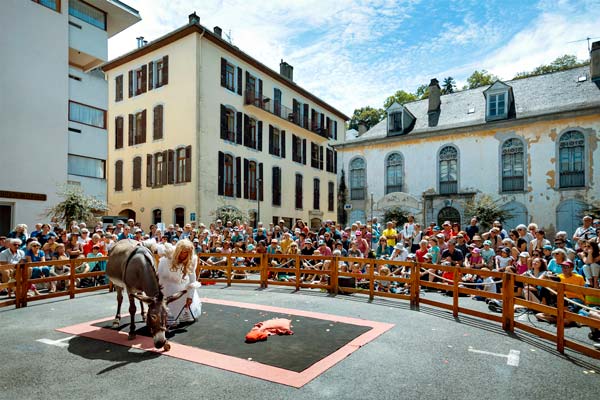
[2,253,600,359]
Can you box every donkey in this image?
[107,239,185,349]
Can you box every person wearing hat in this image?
[441,221,453,241]
[573,216,597,247]
[480,240,495,267]
[515,252,530,274]
[318,239,332,256]
[537,259,585,324]
[464,246,484,268]
[301,238,314,256]
[390,243,408,262]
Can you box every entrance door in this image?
[0,204,12,236]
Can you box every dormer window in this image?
[488,92,506,118]
[484,81,513,122]
[386,101,415,136]
[390,111,402,132]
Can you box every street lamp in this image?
[256,177,263,229]
[370,192,374,223]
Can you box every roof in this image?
[101,22,349,121]
[343,66,600,144]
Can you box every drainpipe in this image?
[195,29,205,223]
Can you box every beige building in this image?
[102,13,348,229]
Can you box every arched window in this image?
[438,146,458,194]
[501,138,524,192]
[174,207,185,227]
[559,131,585,188]
[385,153,403,194]
[350,158,366,200]
[437,207,460,227]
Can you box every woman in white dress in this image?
[157,239,201,326]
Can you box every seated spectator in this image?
[537,260,585,324]
[0,239,26,297]
[548,248,567,274]
[494,247,513,271]
[465,247,484,269]
[481,240,495,267]
[521,257,548,303]
[86,245,107,285]
[441,240,464,267]
[581,240,600,289]
[25,241,54,294]
[65,233,83,259]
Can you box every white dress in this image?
[157,255,201,324]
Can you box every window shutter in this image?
[334,150,338,173]
[162,55,169,85]
[115,160,123,191]
[128,70,133,97]
[115,75,123,102]
[140,109,147,143]
[236,112,243,144]
[115,116,123,149]
[237,67,242,95]
[220,105,226,140]
[133,157,141,189]
[146,154,153,187]
[319,146,324,170]
[235,156,242,198]
[160,150,168,185]
[258,79,263,101]
[281,130,286,158]
[243,159,249,199]
[128,114,134,146]
[153,105,161,140]
[292,134,297,161]
[326,117,331,137]
[302,104,308,128]
[218,151,224,195]
[302,139,307,165]
[244,114,250,147]
[141,64,147,93]
[148,61,154,90]
[167,150,175,184]
[311,109,316,130]
[185,145,192,182]
[292,99,298,123]
[220,58,227,87]
[334,121,338,140]
[257,121,263,151]
[268,125,274,155]
[320,114,325,134]
[259,163,264,201]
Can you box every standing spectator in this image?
[401,215,416,249]
[573,216,597,247]
[465,217,479,240]
[382,222,398,247]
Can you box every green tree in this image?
[513,54,589,79]
[383,90,417,109]
[214,206,243,225]
[337,170,348,226]
[464,69,498,89]
[442,76,456,94]
[45,184,108,227]
[464,195,512,232]
[348,106,385,130]
[415,84,429,99]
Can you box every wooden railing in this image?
[3,254,600,359]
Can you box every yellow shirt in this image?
[279,238,293,254]
[382,228,397,247]
[558,273,585,301]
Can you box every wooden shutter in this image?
[292,134,297,161]
[281,130,286,158]
[146,154,153,187]
[235,156,242,198]
[115,160,123,191]
[167,150,175,184]
[220,105,226,140]
[320,114,325,134]
[258,79,263,101]
[257,121,263,151]
[220,58,227,87]
[268,125,274,155]
[311,109,316,130]
[148,61,154,90]
[153,105,162,140]
[161,150,168,185]
[236,112,242,144]
[334,121,338,140]
[141,65,147,93]
[115,116,123,149]
[185,145,192,182]
[128,114,134,146]
[218,151,224,195]
[115,75,123,102]
[326,117,331,137]
[237,67,242,95]
[334,150,338,173]
[162,55,169,85]
[303,104,309,128]
[243,159,249,199]
[133,157,141,189]
[128,70,133,97]
[244,114,250,147]
[140,110,147,143]
[259,163,263,201]
[292,99,298,123]
[319,146,324,170]
[245,71,250,92]
[302,139,307,165]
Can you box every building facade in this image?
[336,63,600,238]
[102,14,347,229]
[0,0,140,234]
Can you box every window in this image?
[311,142,319,168]
[69,101,106,129]
[115,75,123,102]
[487,92,507,119]
[128,110,146,145]
[220,58,241,95]
[174,207,185,228]
[295,174,303,209]
[313,178,320,210]
[386,153,403,194]
[248,161,257,200]
[69,0,106,30]
[176,148,186,183]
[272,167,281,206]
[32,0,60,12]
[149,56,169,89]
[501,139,524,192]
[218,152,240,197]
[269,125,284,156]
[326,148,334,172]
[350,158,366,200]
[439,146,458,194]
[68,154,105,179]
[132,156,142,190]
[152,209,162,224]
[559,131,585,188]
[292,135,304,163]
[154,152,165,187]
[128,65,147,97]
[328,182,335,212]
[115,116,124,149]
[220,105,236,143]
[390,112,402,133]
[274,89,282,116]
[115,160,123,191]
[245,116,258,149]
[225,64,235,91]
[224,155,235,197]
[153,105,163,140]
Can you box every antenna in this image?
[567,36,600,52]
[225,29,233,45]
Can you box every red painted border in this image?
[57,297,394,388]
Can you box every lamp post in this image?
[370,192,374,223]
[256,177,263,229]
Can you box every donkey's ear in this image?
[132,293,155,304]
[166,290,187,304]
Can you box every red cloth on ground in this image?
[245,318,294,343]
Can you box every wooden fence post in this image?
[69,259,76,299]
[368,261,375,301]
[15,263,23,309]
[260,254,268,289]
[556,284,565,354]
[330,256,338,295]
[20,261,28,307]
[226,256,232,287]
[452,267,460,318]
[295,254,300,292]
[501,273,515,332]
[410,261,420,310]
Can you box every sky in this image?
[109,0,600,116]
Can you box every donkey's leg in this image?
[140,300,146,321]
[127,293,137,340]
[112,287,124,329]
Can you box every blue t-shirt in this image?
[25,249,45,262]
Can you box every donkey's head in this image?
[133,290,187,348]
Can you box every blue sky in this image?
[109,0,599,115]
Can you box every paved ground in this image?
[1,285,599,400]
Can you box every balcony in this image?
[439,181,458,195]
[245,90,331,139]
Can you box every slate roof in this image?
[344,66,600,143]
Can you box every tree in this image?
[513,54,589,79]
[348,106,385,130]
[442,77,456,94]
[45,184,108,227]
[337,170,348,226]
[464,70,498,89]
[383,90,417,109]
[464,195,512,232]
[214,206,243,225]
[382,207,410,226]
[415,84,429,99]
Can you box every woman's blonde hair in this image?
[168,239,194,275]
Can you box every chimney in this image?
[591,40,600,89]
[136,36,144,48]
[280,59,294,81]
[357,121,368,135]
[428,78,441,113]
[214,26,222,37]
[188,12,200,25]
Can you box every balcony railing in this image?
[245,90,331,139]
[502,176,524,192]
[439,181,458,195]
[559,171,585,188]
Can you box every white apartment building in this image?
[0,0,140,234]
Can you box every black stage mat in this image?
[94,302,371,372]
